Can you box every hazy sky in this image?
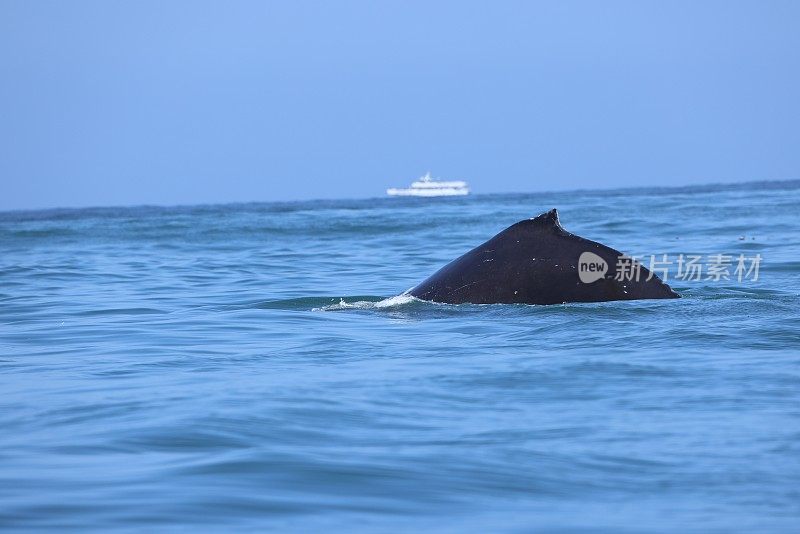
[1,1,799,210]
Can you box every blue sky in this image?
[1,1,798,210]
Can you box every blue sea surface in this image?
[1,181,799,531]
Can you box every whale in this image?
[407,209,679,305]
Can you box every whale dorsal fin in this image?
[529,208,563,230]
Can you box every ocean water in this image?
[1,181,799,532]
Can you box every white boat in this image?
[387,172,470,197]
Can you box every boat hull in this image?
[386,188,469,197]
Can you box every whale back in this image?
[408,209,679,305]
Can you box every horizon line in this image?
[2,176,798,216]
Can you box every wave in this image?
[253,294,423,312]
[313,294,420,311]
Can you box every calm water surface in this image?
[1,181,799,531]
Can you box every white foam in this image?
[374,294,417,308]
[313,294,419,311]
